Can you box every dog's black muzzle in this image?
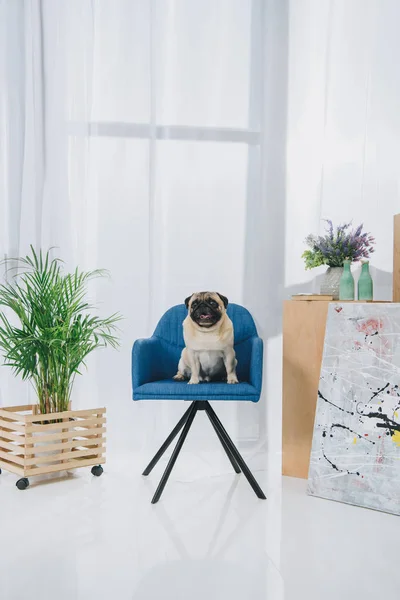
[191,301,221,326]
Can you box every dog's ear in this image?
[184,295,193,309]
[217,293,228,308]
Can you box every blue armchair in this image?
[132,303,266,503]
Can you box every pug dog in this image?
[173,292,239,385]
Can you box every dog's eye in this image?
[210,300,217,307]
[192,301,199,308]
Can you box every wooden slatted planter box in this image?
[0,405,106,489]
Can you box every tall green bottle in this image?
[339,260,355,300]
[358,261,373,301]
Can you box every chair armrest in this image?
[248,336,263,393]
[132,336,164,390]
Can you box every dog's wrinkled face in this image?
[185,292,228,328]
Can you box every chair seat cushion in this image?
[133,379,260,402]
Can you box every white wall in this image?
[252,0,400,474]
[286,0,400,300]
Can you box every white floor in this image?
[1,452,399,600]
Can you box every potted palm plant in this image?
[0,247,120,489]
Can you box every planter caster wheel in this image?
[16,478,29,490]
[91,465,103,477]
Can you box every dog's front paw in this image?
[173,372,186,381]
[227,374,239,384]
[188,377,200,385]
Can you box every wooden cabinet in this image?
[393,214,400,301]
[282,298,392,478]
[282,300,329,478]
[282,213,399,478]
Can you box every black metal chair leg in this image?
[205,403,266,500]
[151,403,198,504]
[207,413,241,474]
[142,403,195,476]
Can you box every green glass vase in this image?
[339,260,355,300]
[358,261,373,301]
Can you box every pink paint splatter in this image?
[356,318,384,336]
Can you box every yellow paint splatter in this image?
[353,437,357,445]
[394,411,399,418]
[392,431,400,447]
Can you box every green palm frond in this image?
[0,246,121,414]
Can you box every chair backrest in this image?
[154,303,258,346]
[152,304,259,382]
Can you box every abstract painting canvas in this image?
[308,303,400,515]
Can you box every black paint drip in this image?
[318,390,354,415]
[369,382,390,403]
[362,412,400,435]
[322,450,360,477]
[317,381,399,479]
[331,423,375,444]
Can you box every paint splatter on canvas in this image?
[308,303,400,515]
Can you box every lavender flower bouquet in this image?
[302,221,375,270]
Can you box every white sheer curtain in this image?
[0,0,275,478]
[4,0,400,480]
